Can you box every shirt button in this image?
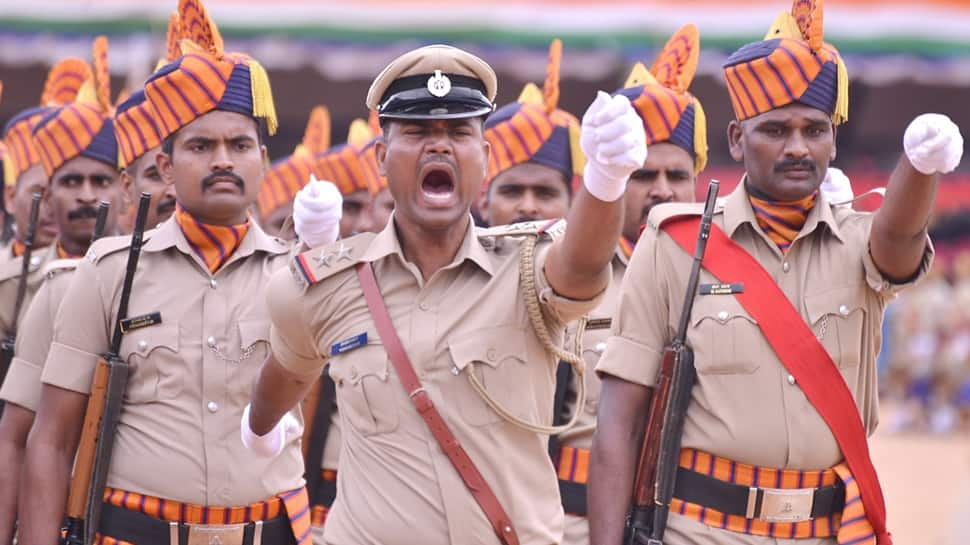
[210,278,218,289]
[839,304,850,316]
[486,348,497,361]
[207,401,219,413]
[717,311,729,321]
[206,336,216,347]
[418,301,429,311]
[137,340,148,351]
[782,261,791,273]
[30,256,41,267]
[349,367,358,380]
[787,374,796,386]
[595,342,607,354]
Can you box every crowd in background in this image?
[880,249,970,434]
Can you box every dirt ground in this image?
[870,427,970,545]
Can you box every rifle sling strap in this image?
[355,262,520,545]
[662,217,890,545]
[305,372,336,507]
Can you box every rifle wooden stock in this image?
[630,349,676,507]
[66,358,110,519]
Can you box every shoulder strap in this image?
[662,218,890,545]
[355,262,520,545]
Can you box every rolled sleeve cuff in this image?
[270,325,325,378]
[864,237,934,298]
[41,342,100,395]
[595,335,663,388]
[536,263,610,326]
[0,357,43,411]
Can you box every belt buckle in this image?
[749,487,814,523]
[185,523,247,545]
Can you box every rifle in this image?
[61,193,150,545]
[0,193,42,410]
[91,201,110,243]
[625,180,719,545]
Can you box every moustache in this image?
[773,158,817,173]
[67,205,100,221]
[201,171,245,192]
[156,198,177,214]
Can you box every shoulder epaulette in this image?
[290,232,376,289]
[0,250,46,283]
[85,231,154,264]
[647,202,709,231]
[477,218,567,241]
[42,258,79,279]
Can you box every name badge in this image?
[119,312,162,333]
[699,283,744,296]
[331,332,368,356]
[585,318,612,330]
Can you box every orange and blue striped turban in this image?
[3,58,92,185]
[257,106,331,218]
[310,110,380,197]
[615,24,708,174]
[145,0,278,140]
[32,36,118,178]
[723,0,848,125]
[484,39,584,186]
[349,111,385,194]
[115,90,165,169]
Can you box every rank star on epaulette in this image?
[314,242,354,268]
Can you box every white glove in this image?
[903,113,963,175]
[240,403,301,458]
[293,175,343,248]
[580,91,648,202]
[820,167,854,206]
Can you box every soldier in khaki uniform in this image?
[552,25,707,545]
[0,39,124,544]
[116,90,177,232]
[244,44,648,545]
[21,3,315,544]
[477,39,579,228]
[588,3,962,545]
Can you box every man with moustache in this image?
[551,25,707,545]
[0,40,126,542]
[21,2,314,543]
[589,3,962,545]
[244,43,648,545]
[115,90,178,232]
[478,40,580,228]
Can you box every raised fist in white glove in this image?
[820,167,854,206]
[903,113,963,175]
[294,174,343,248]
[580,91,648,202]
[240,403,301,458]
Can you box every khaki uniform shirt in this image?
[0,243,57,338]
[596,182,932,545]
[0,259,77,411]
[42,217,305,506]
[266,216,604,545]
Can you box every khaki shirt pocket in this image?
[121,322,181,401]
[690,305,762,376]
[448,326,531,427]
[329,343,398,436]
[804,285,867,369]
[238,319,272,365]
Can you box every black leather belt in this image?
[673,467,845,523]
[99,502,295,545]
[558,480,587,517]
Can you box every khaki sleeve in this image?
[595,227,669,387]
[41,260,112,394]
[864,236,934,298]
[267,265,326,377]
[0,279,59,410]
[534,240,609,327]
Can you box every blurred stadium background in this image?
[1,1,968,543]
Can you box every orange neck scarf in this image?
[618,236,635,260]
[10,240,25,258]
[749,191,817,253]
[56,242,83,259]
[174,204,250,273]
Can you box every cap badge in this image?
[427,70,451,98]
